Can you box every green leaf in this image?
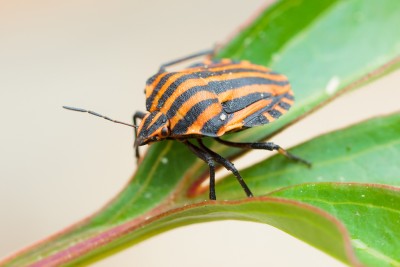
[2,1,400,266]
[217,0,400,145]
[69,197,360,266]
[213,113,400,200]
[271,183,400,267]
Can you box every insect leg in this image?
[133,111,147,160]
[215,137,311,167]
[159,49,215,72]
[197,139,253,198]
[183,140,216,200]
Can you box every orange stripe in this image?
[218,84,291,103]
[262,111,275,122]
[145,72,168,98]
[273,105,289,115]
[146,112,162,130]
[168,91,218,129]
[271,83,291,96]
[281,98,294,106]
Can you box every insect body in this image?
[137,58,293,144]
[64,49,309,200]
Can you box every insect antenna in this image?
[63,106,138,128]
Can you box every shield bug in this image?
[64,49,310,200]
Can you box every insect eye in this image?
[161,127,169,137]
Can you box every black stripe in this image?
[148,115,165,133]
[139,113,167,138]
[284,93,294,100]
[141,112,156,130]
[211,77,288,94]
[268,109,282,119]
[278,101,291,110]
[222,92,272,113]
[268,71,279,75]
[152,68,273,110]
[165,77,287,119]
[200,112,231,136]
[243,94,284,127]
[146,72,177,111]
[242,113,269,128]
[138,112,157,137]
[171,98,218,135]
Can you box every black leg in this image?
[133,111,147,160]
[197,139,253,198]
[183,140,216,200]
[159,49,215,72]
[215,137,311,167]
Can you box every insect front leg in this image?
[133,111,147,160]
[215,137,311,167]
[197,139,253,198]
[183,140,216,200]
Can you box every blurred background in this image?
[0,1,399,266]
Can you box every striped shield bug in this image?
[64,49,310,200]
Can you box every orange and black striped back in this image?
[144,59,293,138]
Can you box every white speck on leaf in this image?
[352,239,368,250]
[244,37,252,46]
[271,53,281,62]
[325,76,341,95]
[161,157,168,164]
